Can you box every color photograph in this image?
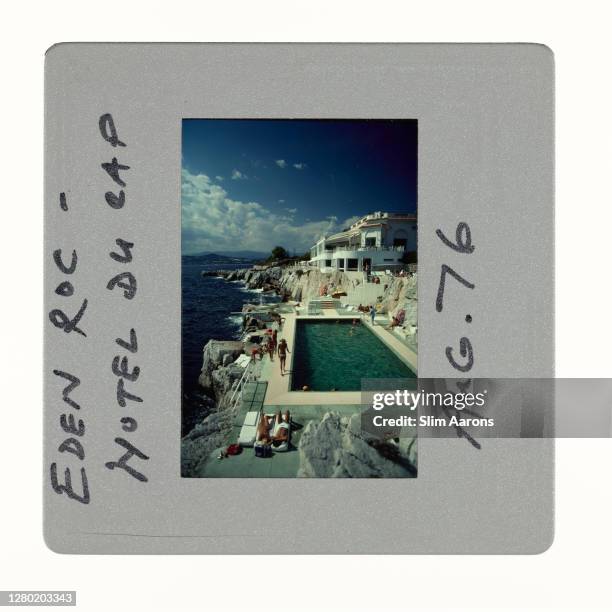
[181,119,418,477]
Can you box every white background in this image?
[1,1,610,610]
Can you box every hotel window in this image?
[325,259,332,267]
[393,229,408,249]
[365,237,376,247]
[347,258,359,271]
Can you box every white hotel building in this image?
[308,211,417,273]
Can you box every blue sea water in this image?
[181,257,279,431]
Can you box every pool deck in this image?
[198,300,418,477]
[200,400,363,478]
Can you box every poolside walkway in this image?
[361,316,418,374]
[261,308,364,406]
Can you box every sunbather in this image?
[271,410,291,448]
[387,316,401,330]
[387,309,406,330]
[256,413,273,444]
[255,411,290,447]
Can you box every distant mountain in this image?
[186,250,268,261]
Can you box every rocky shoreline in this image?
[203,264,417,321]
[182,264,418,477]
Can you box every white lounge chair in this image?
[238,411,261,447]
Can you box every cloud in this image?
[275,159,307,170]
[285,207,297,214]
[278,199,285,204]
[181,169,351,254]
[215,175,224,181]
[231,169,247,180]
[342,215,362,228]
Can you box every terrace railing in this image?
[319,245,407,254]
[227,359,257,415]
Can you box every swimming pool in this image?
[290,319,416,392]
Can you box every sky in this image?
[181,119,417,255]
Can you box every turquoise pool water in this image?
[290,320,416,391]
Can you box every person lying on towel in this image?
[256,410,291,446]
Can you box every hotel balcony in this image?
[318,245,406,255]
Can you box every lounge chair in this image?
[237,411,261,447]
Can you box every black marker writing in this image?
[101,157,130,188]
[48,299,88,337]
[105,438,149,483]
[110,238,134,263]
[99,114,149,483]
[436,265,475,313]
[116,328,138,353]
[50,464,90,505]
[52,369,81,410]
[105,189,125,210]
[106,272,137,300]
[445,337,474,373]
[98,113,126,148]
[435,222,479,448]
[53,249,77,275]
[50,369,89,504]
[435,221,474,254]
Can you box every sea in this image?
[181,257,280,433]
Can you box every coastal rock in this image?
[208,265,418,322]
[297,412,416,478]
[182,339,247,475]
[198,340,244,390]
[210,365,244,409]
[181,411,233,476]
[379,274,417,325]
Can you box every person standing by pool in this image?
[277,338,290,376]
[369,305,376,325]
[267,333,276,361]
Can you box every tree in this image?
[271,246,289,260]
